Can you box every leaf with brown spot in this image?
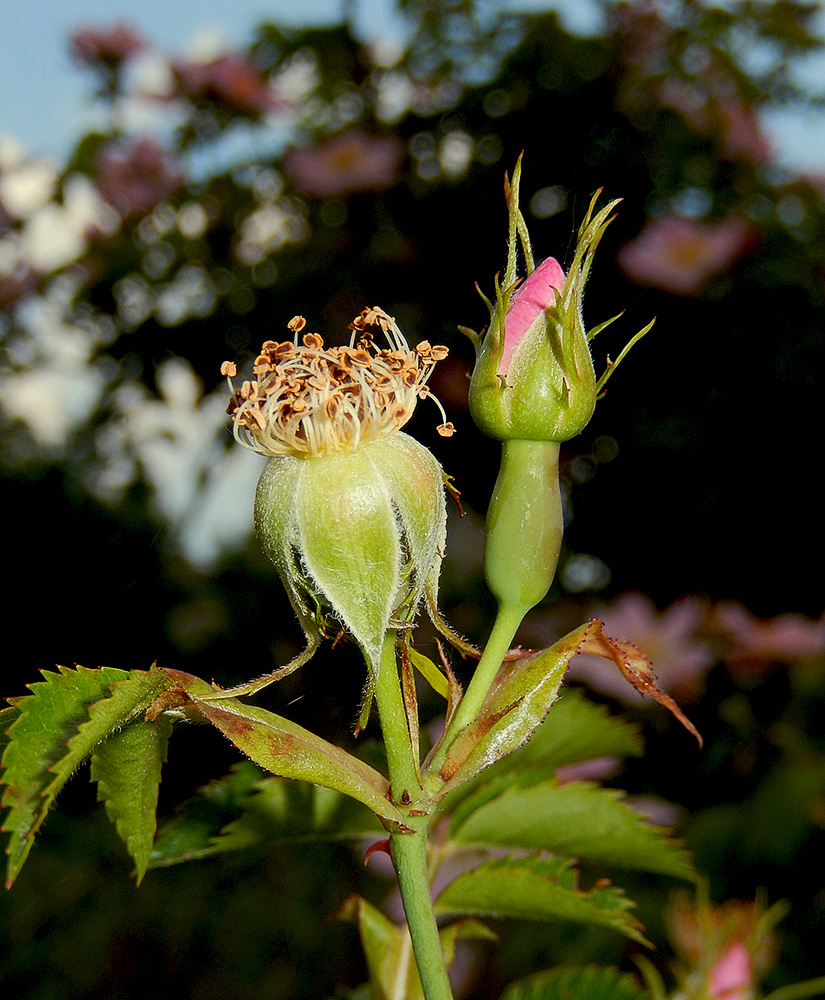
[160,669,407,831]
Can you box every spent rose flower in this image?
[221,307,454,710]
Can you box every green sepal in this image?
[158,669,408,831]
[449,776,694,880]
[1,665,172,886]
[90,714,173,883]
[434,854,650,946]
[499,965,649,1000]
[369,433,447,622]
[296,448,401,676]
[254,454,324,645]
[150,764,383,868]
[408,647,450,701]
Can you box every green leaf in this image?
[1,666,171,886]
[0,706,21,758]
[436,624,595,796]
[339,895,494,1000]
[499,965,649,1000]
[449,777,694,880]
[340,894,421,1000]
[438,687,643,816]
[434,854,650,946]
[160,669,407,831]
[150,761,267,866]
[150,766,383,868]
[90,715,173,883]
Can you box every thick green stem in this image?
[484,439,562,614]
[431,602,524,774]
[432,439,563,771]
[373,633,454,1000]
[374,632,419,800]
[390,820,453,1000]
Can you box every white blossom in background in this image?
[112,358,262,567]
[0,288,109,448]
[0,156,58,219]
[21,174,119,273]
[439,129,474,178]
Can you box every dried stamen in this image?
[223,306,453,457]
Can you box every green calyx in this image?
[254,432,447,683]
[466,157,653,444]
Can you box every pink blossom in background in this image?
[617,213,755,295]
[658,79,771,164]
[283,130,404,198]
[709,941,753,999]
[171,54,282,115]
[718,101,771,163]
[70,23,146,68]
[712,601,825,665]
[500,256,565,377]
[554,757,621,784]
[567,592,714,703]
[96,138,182,217]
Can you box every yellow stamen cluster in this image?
[223,306,455,457]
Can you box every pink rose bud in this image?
[710,942,752,999]
[499,256,566,377]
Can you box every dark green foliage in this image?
[150,763,382,868]
[499,965,648,1000]
[1,666,172,885]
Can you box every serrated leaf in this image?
[499,965,649,1000]
[1,666,170,886]
[0,706,20,758]
[449,777,694,880]
[434,854,650,946]
[159,669,407,831]
[90,715,172,883]
[151,767,384,868]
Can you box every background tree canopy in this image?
[1,2,824,997]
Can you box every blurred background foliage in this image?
[1,0,824,996]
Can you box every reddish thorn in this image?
[364,839,392,865]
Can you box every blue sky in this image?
[3,0,825,173]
